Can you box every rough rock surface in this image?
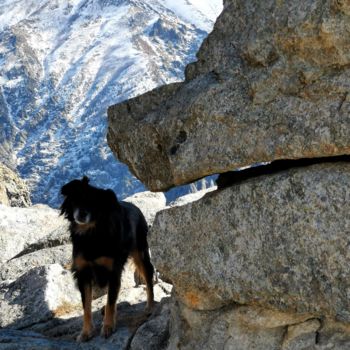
[107,0,350,348]
[151,163,350,316]
[124,191,166,226]
[168,300,350,350]
[0,245,72,282]
[0,163,31,207]
[129,297,171,350]
[108,0,350,191]
[0,264,81,329]
[150,162,350,349]
[0,204,67,263]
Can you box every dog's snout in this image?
[74,208,91,224]
[79,209,88,217]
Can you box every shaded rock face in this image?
[150,163,350,349]
[0,163,31,207]
[108,0,350,191]
[168,301,350,350]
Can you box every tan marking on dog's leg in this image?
[102,302,116,338]
[101,283,119,339]
[73,255,91,271]
[132,250,154,311]
[77,284,94,342]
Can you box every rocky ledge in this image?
[108,0,350,191]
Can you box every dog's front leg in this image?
[101,270,122,338]
[77,281,94,342]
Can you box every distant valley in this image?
[0,0,222,206]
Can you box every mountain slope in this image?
[0,0,222,206]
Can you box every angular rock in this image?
[0,204,67,263]
[124,191,166,226]
[27,279,172,343]
[10,224,70,261]
[108,0,350,191]
[0,264,80,329]
[0,245,72,282]
[166,301,350,350]
[150,163,350,321]
[0,163,31,207]
[316,318,350,349]
[0,330,79,350]
[0,244,173,348]
[130,298,171,350]
[168,301,286,350]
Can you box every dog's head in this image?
[60,176,119,226]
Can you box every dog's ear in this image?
[82,176,90,185]
[61,176,90,197]
[60,180,78,219]
[61,179,82,197]
[104,189,119,210]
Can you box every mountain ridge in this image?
[0,0,222,206]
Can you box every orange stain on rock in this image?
[184,292,201,308]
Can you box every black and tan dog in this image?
[60,176,154,342]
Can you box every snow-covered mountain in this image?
[0,0,222,206]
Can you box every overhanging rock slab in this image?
[108,0,350,191]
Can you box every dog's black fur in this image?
[60,176,154,342]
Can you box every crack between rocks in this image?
[16,316,63,332]
[8,235,70,262]
[337,92,348,112]
[216,154,350,190]
[124,314,153,350]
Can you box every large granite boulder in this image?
[0,245,72,282]
[108,0,350,191]
[150,163,350,317]
[0,163,31,207]
[149,162,350,349]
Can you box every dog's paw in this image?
[101,324,115,339]
[77,329,94,342]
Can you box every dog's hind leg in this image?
[132,249,155,313]
[101,267,122,339]
[77,281,94,342]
